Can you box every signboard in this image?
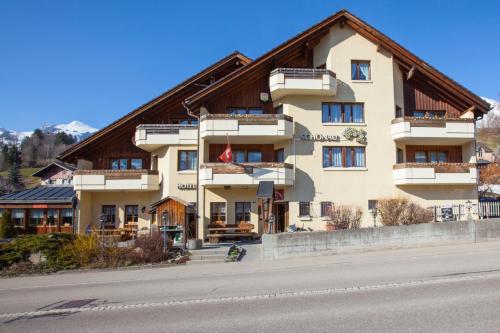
[441,205,454,222]
[299,134,340,142]
[177,183,196,190]
[274,189,285,201]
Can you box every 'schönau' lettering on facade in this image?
[299,134,340,142]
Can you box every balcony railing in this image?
[393,163,477,185]
[200,114,293,141]
[199,162,294,186]
[270,68,336,79]
[137,124,198,134]
[391,117,475,142]
[135,124,198,151]
[269,67,337,100]
[74,169,160,191]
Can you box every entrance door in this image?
[273,202,289,233]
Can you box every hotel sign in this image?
[177,183,197,190]
[299,134,340,142]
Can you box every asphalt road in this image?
[1,241,500,332]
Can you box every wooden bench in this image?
[207,222,255,244]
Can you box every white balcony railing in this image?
[199,114,293,142]
[199,163,294,187]
[391,117,475,142]
[73,170,160,191]
[135,124,198,151]
[393,163,477,185]
[269,68,337,100]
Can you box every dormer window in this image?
[351,60,370,80]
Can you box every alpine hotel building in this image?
[58,10,490,240]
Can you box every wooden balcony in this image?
[391,117,475,143]
[200,114,293,143]
[134,124,198,152]
[74,169,160,191]
[269,68,337,100]
[393,163,477,185]
[199,162,294,187]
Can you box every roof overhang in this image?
[185,10,489,116]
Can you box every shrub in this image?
[0,211,16,239]
[0,234,75,270]
[400,202,433,225]
[377,198,433,226]
[327,206,363,230]
[128,233,165,264]
[64,234,99,267]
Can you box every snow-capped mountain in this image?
[0,121,98,145]
[42,121,98,141]
[478,97,500,128]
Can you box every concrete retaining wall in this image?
[262,219,500,259]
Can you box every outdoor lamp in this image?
[161,212,169,251]
[466,200,472,222]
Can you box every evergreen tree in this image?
[0,211,15,239]
[6,144,23,192]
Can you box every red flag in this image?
[218,143,232,163]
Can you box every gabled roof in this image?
[58,51,251,161]
[0,186,75,204]
[32,160,77,177]
[185,10,490,115]
[477,143,494,153]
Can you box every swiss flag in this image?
[218,143,233,163]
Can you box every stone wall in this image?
[262,219,500,259]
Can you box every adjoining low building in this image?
[476,143,496,169]
[0,161,76,234]
[58,10,490,242]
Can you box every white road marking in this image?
[1,272,499,319]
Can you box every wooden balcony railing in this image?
[201,162,293,174]
[393,163,475,173]
[136,124,197,135]
[200,113,293,125]
[75,169,159,179]
[391,117,475,127]
[270,68,336,79]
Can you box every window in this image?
[12,209,24,226]
[274,105,283,115]
[321,202,333,217]
[275,148,285,163]
[233,150,246,163]
[61,209,73,226]
[395,105,403,118]
[322,103,364,123]
[323,147,365,168]
[299,202,311,217]
[47,209,58,225]
[210,202,226,223]
[178,118,198,125]
[415,151,427,163]
[125,205,139,224]
[235,202,251,223]
[102,205,116,226]
[130,159,143,170]
[30,209,44,227]
[397,148,404,164]
[351,60,370,80]
[429,151,448,163]
[226,107,264,115]
[178,151,197,171]
[247,150,262,163]
[48,179,55,185]
[110,158,143,170]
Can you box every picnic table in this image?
[207,222,256,244]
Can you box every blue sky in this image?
[0,0,499,131]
